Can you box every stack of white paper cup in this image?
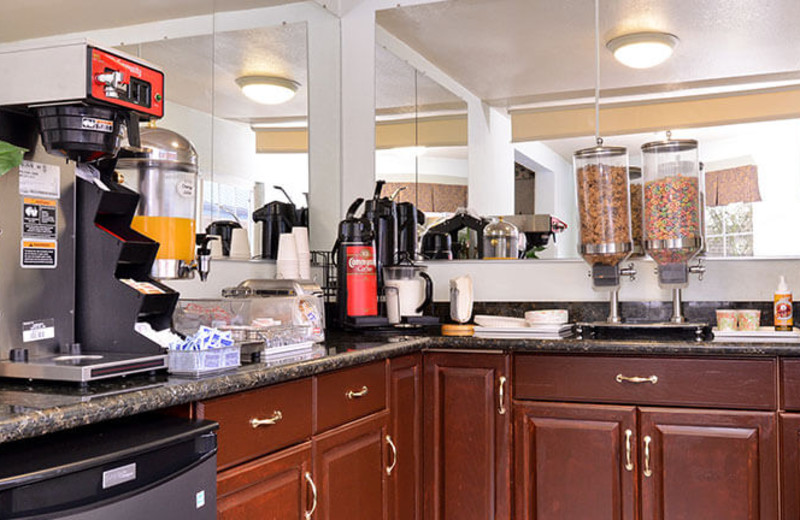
[293,227,311,279]
[276,233,300,279]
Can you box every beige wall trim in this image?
[254,114,468,153]
[376,114,468,149]
[511,87,800,142]
[255,128,309,153]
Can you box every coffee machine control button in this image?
[9,348,29,363]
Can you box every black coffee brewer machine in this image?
[252,186,300,259]
[0,41,178,382]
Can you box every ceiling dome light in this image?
[236,75,300,105]
[606,32,679,69]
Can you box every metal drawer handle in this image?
[624,429,634,471]
[615,374,658,385]
[304,472,317,519]
[498,376,507,415]
[643,435,653,477]
[386,435,398,476]
[346,385,369,399]
[249,410,282,428]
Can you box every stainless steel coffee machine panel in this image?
[0,136,75,362]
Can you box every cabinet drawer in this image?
[515,354,776,410]
[196,378,312,470]
[781,359,800,409]
[315,361,386,433]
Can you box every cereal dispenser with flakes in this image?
[574,142,636,323]
[642,134,706,323]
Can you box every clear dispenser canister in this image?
[629,167,644,255]
[574,145,633,286]
[641,139,702,286]
[117,127,199,279]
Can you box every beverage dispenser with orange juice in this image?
[117,125,201,279]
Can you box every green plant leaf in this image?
[0,141,27,177]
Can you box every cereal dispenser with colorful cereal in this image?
[642,133,706,323]
[574,140,636,323]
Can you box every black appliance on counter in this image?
[363,180,398,288]
[252,186,301,259]
[397,201,425,260]
[332,198,388,330]
[0,415,218,519]
[205,220,241,257]
[424,210,489,259]
[0,40,178,382]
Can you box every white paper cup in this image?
[298,253,312,279]
[229,228,251,259]
[277,258,300,279]
[208,235,223,259]
[277,233,298,261]
[292,227,310,255]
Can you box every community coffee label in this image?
[345,245,378,317]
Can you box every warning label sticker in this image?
[21,240,57,269]
[19,161,60,199]
[22,198,57,239]
[22,319,56,343]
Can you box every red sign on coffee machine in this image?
[346,246,378,316]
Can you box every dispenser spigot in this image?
[193,234,218,282]
[689,259,706,281]
[620,263,637,282]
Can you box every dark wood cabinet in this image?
[514,402,637,520]
[782,413,800,519]
[640,408,777,520]
[423,351,510,520]
[388,354,422,520]
[313,410,390,520]
[217,442,312,520]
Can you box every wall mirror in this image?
[125,12,309,261]
[377,0,800,259]
[374,45,468,220]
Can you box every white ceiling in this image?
[377,0,800,107]
[0,0,304,43]
[4,0,800,125]
[119,23,309,123]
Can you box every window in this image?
[704,202,754,257]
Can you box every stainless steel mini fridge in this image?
[0,414,218,519]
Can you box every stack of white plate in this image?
[473,314,573,339]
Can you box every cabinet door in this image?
[781,413,800,519]
[389,354,422,520]
[423,352,511,520]
[640,408,777,520]
[217,442,312,520]
[514,402,637,520]
[313,411,389,520]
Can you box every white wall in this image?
[423,257,800,303]
[376,149,468,185]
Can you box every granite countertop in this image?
[2,333,800,445]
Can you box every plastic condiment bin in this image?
[168,345,241,377]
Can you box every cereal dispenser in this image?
[574,142,636,323]
[642,134,705,323]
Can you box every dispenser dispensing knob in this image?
[688,259,706,281]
